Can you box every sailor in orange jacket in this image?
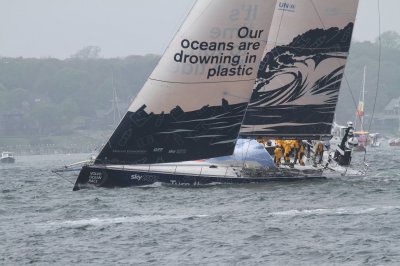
[314,141,324,164]
[274,146,282,167]
[275,139,282,147]
[282,140,292,164]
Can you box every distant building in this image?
[373,97,400,133]
[384,98,400,115]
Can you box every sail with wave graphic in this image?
[241,0,359,139]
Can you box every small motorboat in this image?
[389,139,400,147]
[0,152,15,163]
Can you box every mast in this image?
[111,69,122,126]
[361,66,366,132]
[355,65,366,132]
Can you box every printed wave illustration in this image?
[96,99,247,165]
[242,23,354,138]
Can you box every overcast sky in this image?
[0,0,397,58]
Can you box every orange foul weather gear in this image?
[314,142,324,164]
[274,147,282,167]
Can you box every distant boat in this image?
[353,66,368,152]
[353,131,369,152]
[369,133,381,148]
[1,152,15,163]
[389,138,400,147]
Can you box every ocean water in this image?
[1,147,400,265]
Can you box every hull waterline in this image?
[0,157,15,163]
[73,164,326,191]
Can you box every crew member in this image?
[306,139,312,158]
[339,121,355,151]
[292,140,300,164]
[275,139,282,148]
[314,141,324,164]
[298,141,305,166]
[274,146,282,167]
[333,121,356,165]
[283,140,291,164]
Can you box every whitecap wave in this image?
[40,214,209,229]
[269,206,400,217]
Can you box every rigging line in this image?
[242,139,253,168]
[97,0,199,159]
[119,0,197,119]
[343,74,359,110]
[248,1,288,135]
[310,0,358,111]
[365,0,382,162]
[367,0,381,133]
[310,0,325,29]
[239,2,288,137]
[53,170,75,185]
[274,2,295,126]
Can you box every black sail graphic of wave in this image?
[96,99,247,165]
[241,23,355,139]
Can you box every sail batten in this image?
[96,0,277,165]
[148,77,257,85]
[241,0,359,140]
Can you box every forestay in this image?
[96,0,277,165]
[241,0,360,140]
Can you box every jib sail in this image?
[95,0,277,164]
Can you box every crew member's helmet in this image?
[347,121,353,128]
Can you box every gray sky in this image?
[0,0,397,58]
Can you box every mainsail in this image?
[241,0,360,140]
[95,0,277,165]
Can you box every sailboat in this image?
[72,0,360,191]
[1,151,15,163]
[353,66,369,152]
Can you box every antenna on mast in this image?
[111,69,122,125]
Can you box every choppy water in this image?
[1,147,400,265]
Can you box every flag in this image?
[356,101,364,117]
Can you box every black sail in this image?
[95,0,277,165]
[241,0,360,140]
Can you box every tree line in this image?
[0,53,158,135]
[0,32,399,137]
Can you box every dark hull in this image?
[389,142,400,147]
[73,165,325,191]
[1,157,15,163]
